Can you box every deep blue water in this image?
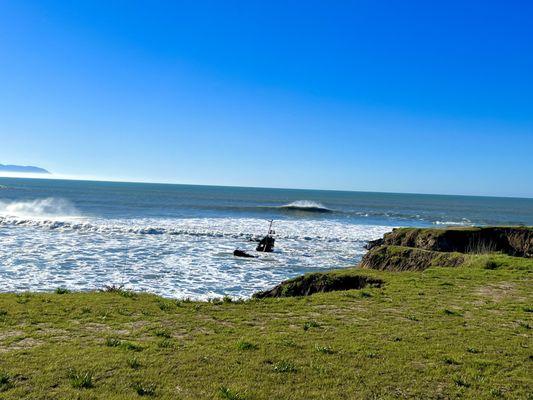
[1,177,532,225]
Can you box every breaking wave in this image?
[433,219,472,226]
[0,198,81,219]
[0,215,389,244]
[278,200,332,213]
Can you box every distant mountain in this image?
[0,164,50,174]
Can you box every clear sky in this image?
[1,1,532,197]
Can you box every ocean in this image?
[0,177,532,299]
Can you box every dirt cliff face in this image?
[253,226,532,297]
[380,227,532,258]
[253,272,383,298]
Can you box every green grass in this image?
[219,386,247,400]
[314,344,335,354]
[272,360,297,373]
[67,368,94,389]
[236,340,258,351]
[133,381,157,396]
[464,253,533,270]
[127,356,141,370]
[303,320,321,331]
[0,371,12,392]
[0,254,531,399]
[153,328,171,338]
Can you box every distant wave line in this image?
[275,200,332,213]
[0,197,476,226]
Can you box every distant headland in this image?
[0,164,50,174]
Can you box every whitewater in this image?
[1,178,532,299]
[0,200,388,299]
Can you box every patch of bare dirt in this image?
[0,330,24,341]
[475,282,515,302]
[124,320,150,330]
[84,322,112,332]
[0,337,43,353]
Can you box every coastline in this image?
[2,177,533,299]
[0,226,531,398]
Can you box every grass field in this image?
[0,254,531,399]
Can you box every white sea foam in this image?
[0,213,391,299]
[0,216,384,242]
[278,200,331,212]
[434,219,472,226]
[0,198,81,219]
[282,200,326,208]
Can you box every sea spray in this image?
[0,198,81,219]
[278,200,332,213]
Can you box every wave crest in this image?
[433,219,472,226]
[278,200,332,213]
[0,215,388,243]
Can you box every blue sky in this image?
[1,1,532,197]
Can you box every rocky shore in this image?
[365,226,532,257]
[255,226,533,297]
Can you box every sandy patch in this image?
[475,282,515,302]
